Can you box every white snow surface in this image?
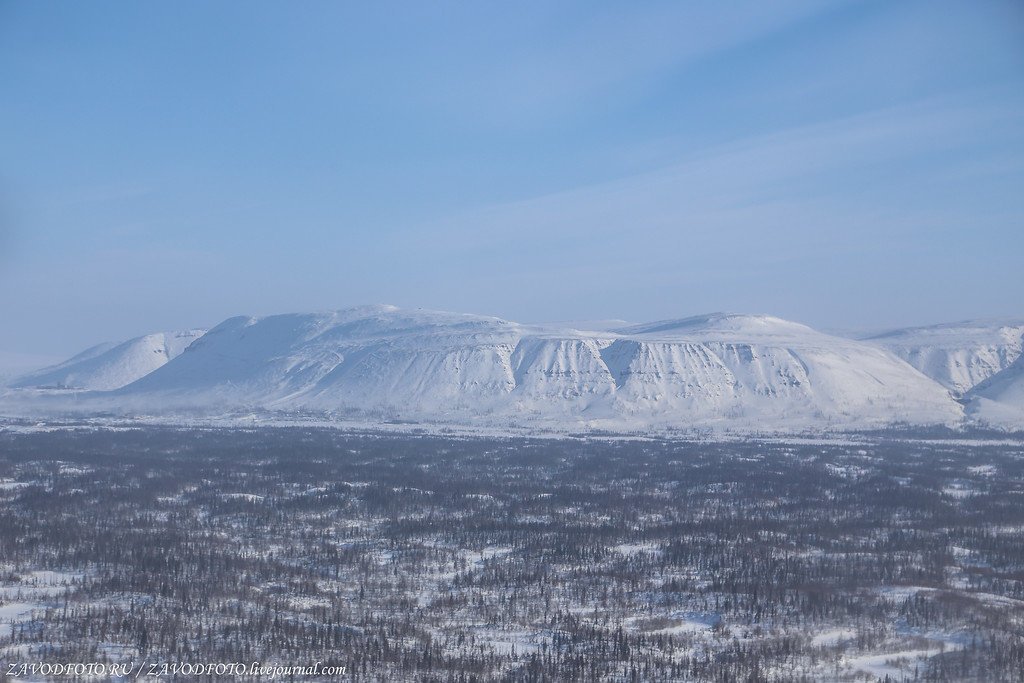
[46,306,962,430]
[10,330,206,391]
[863,319,1024,395]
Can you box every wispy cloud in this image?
[412,92,1016,244]
[385,90,1023,323]
[399,1,850,125]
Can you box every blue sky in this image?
[1,0,1022,359]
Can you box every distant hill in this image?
[10,330,206,391]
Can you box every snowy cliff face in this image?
[863,320,1024,395]
[107,307,962,429]
[11,330,206,391]
[598,315,959,426]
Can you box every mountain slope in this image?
[110,307,961,429]
[863,319,1024,395]
[12,330,206,391]
[966,355,1024,429]
[598,314,959,425]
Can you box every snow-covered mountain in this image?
[966,355,1024,429]
[75,306,963,430]
[10,330,206,391]
[862,319,1024,395]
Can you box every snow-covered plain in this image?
[0,569,82,626]
[2,428,1018,680]
[4,306,1024,431]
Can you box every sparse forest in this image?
[0,425,1022,681]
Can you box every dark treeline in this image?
[0,426,1022,681]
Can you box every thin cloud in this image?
[408,1,851,125]
[404,91,1022,256]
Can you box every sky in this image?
[1,0,1023,363]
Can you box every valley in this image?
[0,427,1022,680]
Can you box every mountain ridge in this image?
[107,307,962,429]
[861,318,1024,395]
[7,306,1023,431]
